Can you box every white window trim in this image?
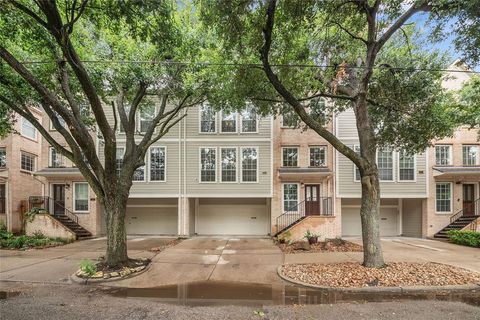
[397,152,417,182]
[353,144,361,182]
[462,145,480,166]
[281,146,299,168]
[73,182,90,213]
[220,110,238,134]
[282,183,300,213]
[220,147,238,183]
[199,147,217,183]
[198,104,217,134]
[435,144,453,166]
[137,105,157,134]
[20,151,36,173]
[148,146,167,182]
[309,145,327,167]
[20,117,37,141]
[240,146,259,183]
[240,108,259,134]
[49,147,60,168]
[377,147,395,182]
[435,182,453,214]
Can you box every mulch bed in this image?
[278,238,363,254]
[281,262,480,287]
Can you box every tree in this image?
[198,0,463,267]
[0,0,205,267]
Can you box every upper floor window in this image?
[221,148,237,182]
[398,150,415,181]
[283,183,298,211]
[377,147,393,181]
[463,145,479,166]
[118,104,131,133]
[436,182,452,213]
[353,145,361,181]
[150,147,166,182]
[138,104,155,133]
[281,112,299,128]
[200,148,216,182]
[310,146,326,167]
[282,147,298,167]
[241,147,258,182]
[435,145,452,166]
[49,113,66,130]
[73,182,89,212]
[21,117,37,140]
[200,104,216,133]
[116,148,124,175]
[221,111,237,133]
[133,162,145,182]
[21,152,36,172]
[240,107,257,133]
[49,147,65,168]
[0,147,6,169]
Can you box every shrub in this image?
[79,260,97,277]
[447,230,480,248]
[32,230,45,239]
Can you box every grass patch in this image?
[447,230,480,248]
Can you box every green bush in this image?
[0,234,68,249]
[79,260,97,277]
[447,230,480,248]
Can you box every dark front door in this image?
[0,184,5,214]
[305,184,320,216]
[52,184,65,215]
[463,184,475,216]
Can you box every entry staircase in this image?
[274,197,333,237]
[434,198,480,239]
[29,196,92,240]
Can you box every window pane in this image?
[399,150,415,181]
[139,104,155,133]
[377,147,393,181]
[75,183,89,211]
[50,147,65,168]
[310,147,326,167]
[118,104,131,132]
[133,165,145,181]
[200,104,216,133]
[435,145,451,165]
[21,117,36,139]
[463,146,478,166]
[150,147,166,181]
[283,184,298,211]
[0,147,6,168]
[282,148,298,167]
[221,112,237,132]
[241,107,257,132]
[354,145,361,181]
[200,148,216,182]
[221,148,237,182]
[242,148,257,182]
[436,183,451,212]
[21,153,35,172]
[116,148,124,175]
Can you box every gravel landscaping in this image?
[278,238,363,254]
[281,262,480,287]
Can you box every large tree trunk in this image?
[359,169,385,268]
[102,192,129,267]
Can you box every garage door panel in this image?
[126,207,177,235]
[342,206,398,237]
[197,204,269,235]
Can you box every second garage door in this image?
[342,207,398,237]
[196,198,269,235]
[126,206,178,235]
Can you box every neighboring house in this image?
[0,108,44,233]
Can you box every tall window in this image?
[21,117,37,140]
[435,145,452,166]
[283,184,298,211]
[118,104,131,133]
[49,113,66,130]
[241,107,257,132]
[133,163,145,181]
[282,147,298,167]
[0,147,6,169]
[200,148,216,182]
[436,182,452,213]
[398,150,415,181]
[463,145,478,166]
[139,104,155,133]
[74,182,89,212]
[116,148,124,176]
[241,147,258,182]
[200,104,216,133]
[281,112,299,128]
[150,147,166,181]
[377,147,393,181]
[221,148,237,182]
[221,112,237,133]
[50,147,65,168]
[21,152,35,172]
[310,146,326,167]
[354,145,361,181]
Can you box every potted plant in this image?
[304,230,320,245]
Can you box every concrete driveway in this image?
[112,237,284,288]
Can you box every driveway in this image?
[112,237,284,288]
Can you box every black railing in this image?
[450,198,480,224]
[0,197,5,214]
[28,196,79,224]
[275,197,333,235]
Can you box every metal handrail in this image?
[275,197,333,235]
[450,197,480,224]
[28,196,79,224]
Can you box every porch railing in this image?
[450,197,480,224]
[28,196,79,224]
[275,197,333,236]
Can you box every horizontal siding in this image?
[336,109,358,139]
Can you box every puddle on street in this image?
[106,281,480,307]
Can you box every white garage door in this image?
[197,200,269,235]
[342,207,398,237]
[126,207,177,235]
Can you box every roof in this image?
[34,167,83,177]
[433,166,480,174]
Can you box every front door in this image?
[52,184,65,215]
[305,184,320,216]
[0,184,5,214]
[463,184,475,216]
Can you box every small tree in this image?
[0,1,205,267]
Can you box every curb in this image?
[276,265,480,293]
[70,261,152,285]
